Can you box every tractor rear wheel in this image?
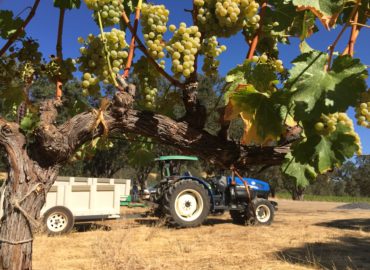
[163,179,210,227]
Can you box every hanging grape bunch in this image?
[141,3,169,62]
[84,0,124,26]
[201,36,226,76]
[19,62,35,83]
[355,91,370,128]
[195,0,260,37]
[314,113,361,154]
[44,57,76,83]
[133,56,160,109]
[78,28,128,94]
[251,53,285,73]
[142,79,158,109]
[166,23,202,78]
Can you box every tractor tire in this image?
[163,179,210,228]
[43,206,74,235]
[252,199,274,225]
[230,210,246,225]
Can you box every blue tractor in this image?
[148,155,276,228]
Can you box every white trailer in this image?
[40,176,131,234]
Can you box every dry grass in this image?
[33,200,370,270]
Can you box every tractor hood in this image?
[227,177,270,193]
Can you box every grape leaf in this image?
[293,123,359,174]
[0,84,24,112]
[287,51,368,121]
[224,62,285,142]
[292,0,346,29]
[265,1,318,40]
[240,112,276,145]
[53,0,81,9]
[225,87,284,141]
[225,61,278,97]
[0,11,24,39]
[281,152,317,187]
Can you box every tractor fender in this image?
[176,177,215,210]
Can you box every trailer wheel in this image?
[253,199,274,225]
[163,180,210,227]
[44,206,74,235]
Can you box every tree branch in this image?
[0,0,41,56]
[55,8,65,100]
[121,12,185,89]
[246,0,268,59]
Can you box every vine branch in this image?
[123,0,143,78]
[0,0,41,56]
[121,12,185,89]
[347,11,359,57]
[326,0,360,70]
[187,0,201,83]
[55,8,65,100]
[246,0,268,59]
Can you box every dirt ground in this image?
[33,199,370,270]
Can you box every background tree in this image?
[0,0,369,268]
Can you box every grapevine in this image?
[141,3,169,62]
[84,0,124,26]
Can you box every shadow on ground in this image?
[315,218,370,232]
[74,222,111,232]
[133,217,232,228]
[277,236,370,270]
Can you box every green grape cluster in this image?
[314,113,361,153]
[166,23,202,78]
[201,36,226,76]
[251,54,285,73]
[142,79,158,109]
[78,28,128,94]
[44,58,76,83]
[133,56,160,109]
[84,0,124,26]
[141,3,169,61]
[19,62,35,83]
[355,101,370,128]
[195,0,260,37]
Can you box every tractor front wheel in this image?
[163,180,210,227]
[253,199,274,225]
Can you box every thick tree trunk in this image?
[292,187,305,201]
[0,118,59,270]
[0,168,58,270]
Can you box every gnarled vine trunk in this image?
[0,119,58,269]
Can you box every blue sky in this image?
[0,0,369,153]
